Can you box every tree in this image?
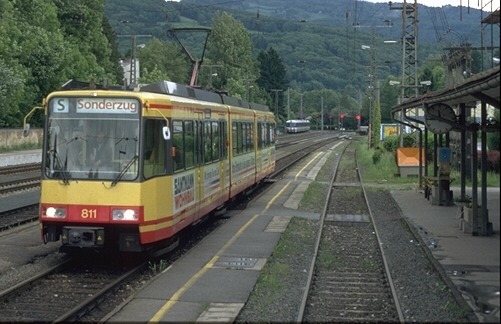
[0,0,124,127]
[56,0,118,82]
[0,60,25,127]
[137,38,190,84]
[0,0,68,126]
[0,0,26,126]
[206,12,258,98]
[257,47,289,120]
[379,77,400,123]
[102,16,125,83]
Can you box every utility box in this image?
[396,147,425,178]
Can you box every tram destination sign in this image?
[51,97,139,114]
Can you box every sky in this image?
[365,0,500,10]
[163,0,500,12]
[164,0,500,10]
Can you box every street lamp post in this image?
[118,21,152,86]
[286,88,290,120]
[361,36,399,148]
[242,77,255,102]
[360,27,378,147]
[247,85,254,102]
[209,73,217,89]
[201,64,222,89]
[117,34,152,85]
[270,89,283,122]
[300,93,304,119]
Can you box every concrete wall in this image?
[0,128,43,148]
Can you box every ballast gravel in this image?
[237,188,473,323]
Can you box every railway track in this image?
[0,163,41,230]
[0,204,39,232]
[0,163,41,196]
[0,163,41,176]
[0,257,148,322]
[0,177,40,196]
[298,141,404,322]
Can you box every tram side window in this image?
[220,121,227,159]
[246,122,254,152]
[240,123,245,153]
[257,123,263,149]
[172,120,184,172]
[242,123,248,153]
[203,121,212,163]
[211,121,219,162]
[232,122,242,155]
[232,122,236,155]
[201,120,223,163]
[143,119,167,179]
[185,121,195,168]
[267,123,274,145]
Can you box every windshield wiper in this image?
[115,136,137,146]
[49,149,70,185]
[67,136,87,145]
[110,155,138,188]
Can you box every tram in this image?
[24,80,276,253]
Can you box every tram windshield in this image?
[45,97,140,182]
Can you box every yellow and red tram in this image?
[33,80,276,252]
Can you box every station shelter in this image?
[391,64,500,237]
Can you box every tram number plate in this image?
[81,209,98,219]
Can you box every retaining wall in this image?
[0,128,43,148]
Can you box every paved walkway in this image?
[392,187,500,323]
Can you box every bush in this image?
[372,148,383,164]
[382,135,399,152]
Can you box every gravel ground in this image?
[0,246,65,293]
[367,188,473,322]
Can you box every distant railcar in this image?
[285,119,310,133]
[26,80,276,253]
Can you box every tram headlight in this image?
[44,206,66,218]
[112,209,138,221]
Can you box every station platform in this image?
[0,149,41,167]
[393,187,500,323]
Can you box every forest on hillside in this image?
[105,0,499,128]
[0,0,498,130]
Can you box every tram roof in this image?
[59,79,270,112]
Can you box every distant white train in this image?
[285,119,310,133]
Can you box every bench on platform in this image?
[423,176,454,206]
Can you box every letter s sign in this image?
[52,98,69,113]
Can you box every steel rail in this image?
[357,148,405,322]
[296,139,348,321]
[55,262,148,322]
[0,163,41,176]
